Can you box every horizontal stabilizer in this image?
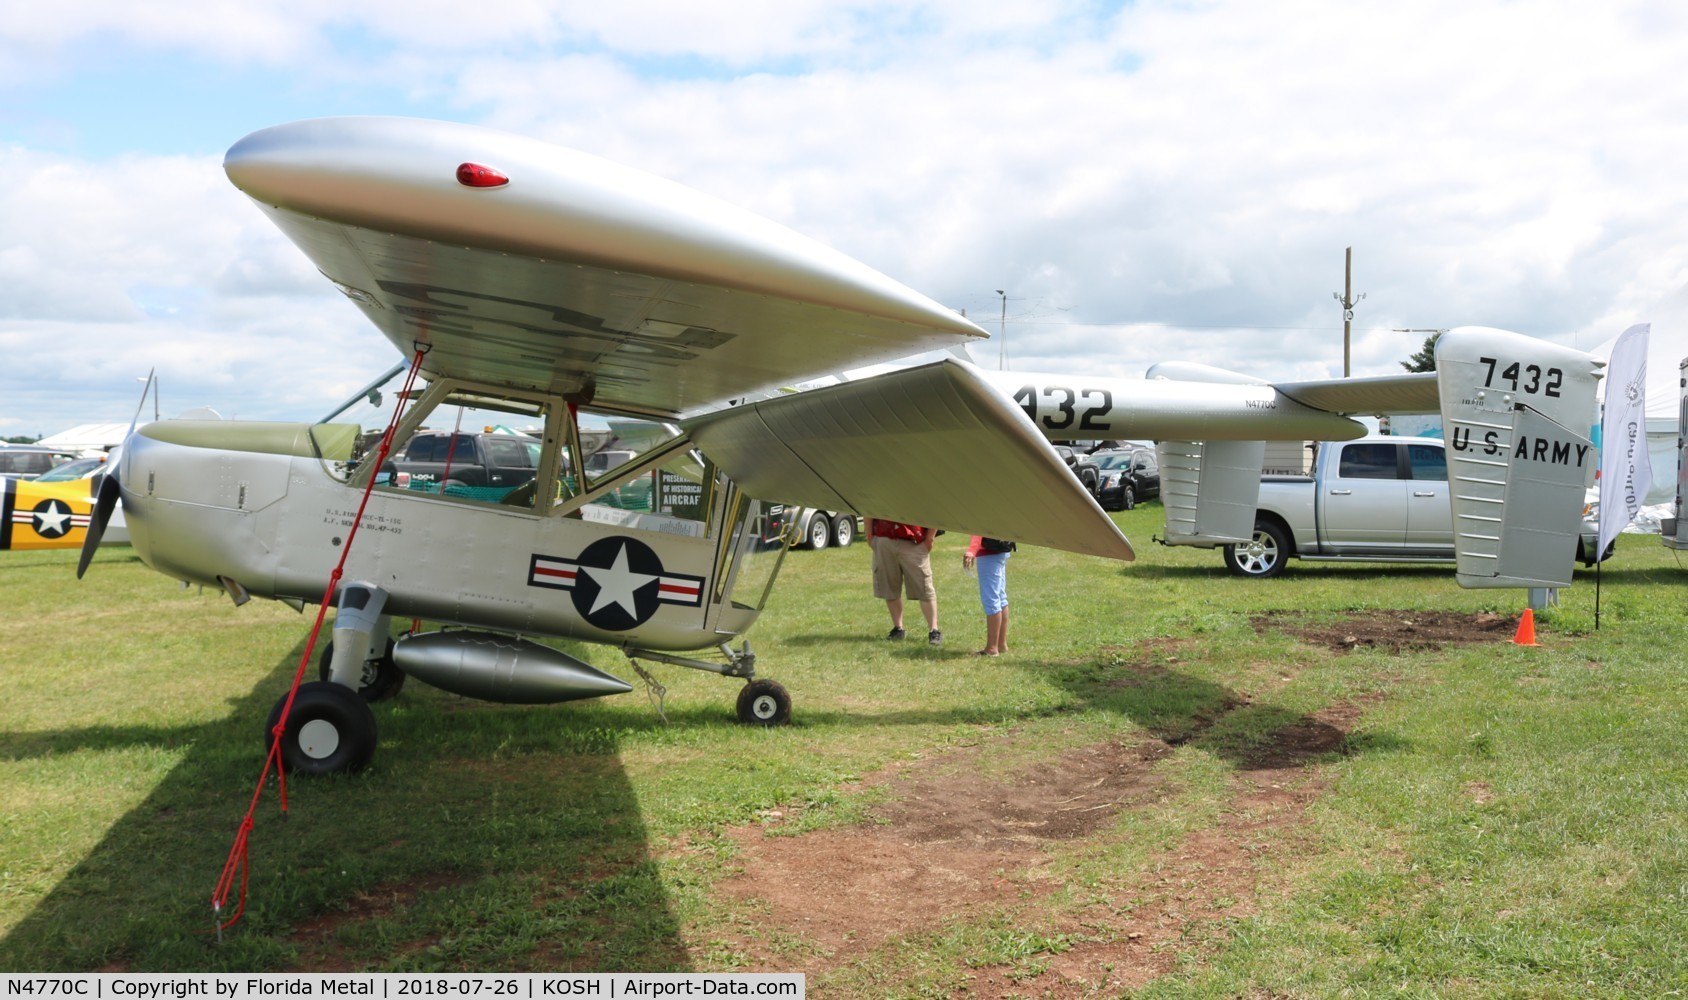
[683,360,1135,560]
[1272,371,1440,415]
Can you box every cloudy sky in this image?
[3,0,1685,437]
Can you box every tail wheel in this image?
[736,679,792,726]
[317,638,406,702]
[264,681,378,775]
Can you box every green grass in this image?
[2,511,1687,995]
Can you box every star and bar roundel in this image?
[1,478,92,551]
[527,536,705,632]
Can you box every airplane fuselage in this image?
[119,424,764,653]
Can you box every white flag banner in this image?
[1598,322,1652,556]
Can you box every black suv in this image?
[1053,445,1101,496]
[385,431,543,493]
[1094,448,1159,510]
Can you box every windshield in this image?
[35,457,105,481]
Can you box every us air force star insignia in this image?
[584,543,656,618]
[527,536,705,632]
[31,499,74,539]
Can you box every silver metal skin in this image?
[392,631,633,704]
[117,424,763,653]
[222,116,988,420]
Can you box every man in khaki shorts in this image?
[866,517,941,646]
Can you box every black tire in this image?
[264,682,378,775]
[736,679,792,726]
[1223,520,1290,578]
[317,638,406,702]
[1122,484,1136,510]
[832,515,856,548]
[804,513,830,550]
[1579,538,1617,567]
[1081,469,1100,496]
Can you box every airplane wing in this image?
[683,360,1135,560]
[224,117,986,419]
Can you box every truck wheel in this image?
[832,515,856,548]
[1224,521,1289,578]
[804,512,830,550]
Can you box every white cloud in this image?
[5,0,1688,434]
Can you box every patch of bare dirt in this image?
[1252,609,1517,654]
[712,738,1172,969]
[713,686,1378,993]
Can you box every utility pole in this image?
[1333,247,1365,377]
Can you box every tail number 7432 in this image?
[1013,385,1114,431]
[1478,356,1562,398]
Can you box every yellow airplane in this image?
[2,476,95,550]
[2,456,126,550]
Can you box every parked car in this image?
[1054,445,1101,496]
[584,448,638,477]
[0,446,78,480]
[1094,448,1159,510]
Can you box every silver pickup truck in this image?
[1214,436,1604,577]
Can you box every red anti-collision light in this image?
[456,162,509,188]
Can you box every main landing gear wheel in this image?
[264,682,378,775]
[736,679,792,726]
[317,638,406,702]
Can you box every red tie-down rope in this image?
[210,346,428,936]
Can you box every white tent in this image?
[35,423,131,455]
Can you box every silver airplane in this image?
[76,117,1604,776]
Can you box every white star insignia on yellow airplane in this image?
[33,500,73,538]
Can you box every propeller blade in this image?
[75,470,122,579]
[79,368,154,579]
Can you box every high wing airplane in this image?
[77,116,1602,777]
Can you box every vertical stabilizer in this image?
[1435,327,1602,588]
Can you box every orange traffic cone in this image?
[1512,608,1539,647]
